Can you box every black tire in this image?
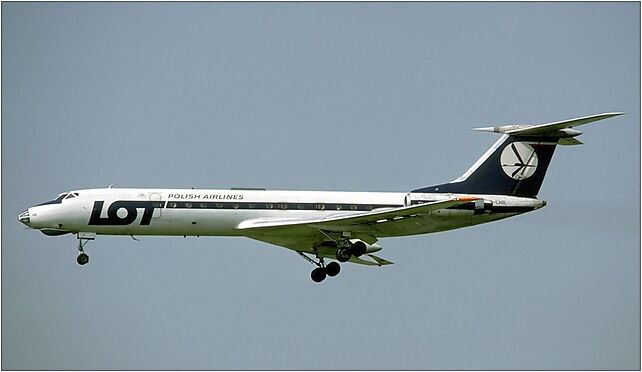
[325,262,341,277]
[77,253,89,265]
[336,247,351,262]
[350,241,367,257]
[311,267,326,283]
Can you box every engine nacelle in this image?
[349,239,382,257]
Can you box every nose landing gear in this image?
[77,252,89,265]
[76,232,96,266]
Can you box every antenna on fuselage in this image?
[108,184,113,189]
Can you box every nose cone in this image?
[18,209,31,226]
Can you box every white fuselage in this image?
[22,188,545,238]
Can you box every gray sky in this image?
[2,2,639,370]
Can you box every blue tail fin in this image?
[412,113,623,197]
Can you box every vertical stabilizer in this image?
[412,113,623,197]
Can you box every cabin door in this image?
[149,193,162,218]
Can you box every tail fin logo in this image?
[500,142,539,180]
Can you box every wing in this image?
[238,197,478,265]
[237,197,477,232]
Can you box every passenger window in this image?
[185,203,192,208]
[280,203,287,210]
[316,204,325,210]
[216,203,223,208]
[350,205,358,210]
[266,203,273,209]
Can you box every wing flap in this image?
[558,137,584,146]
[344,254,394,266]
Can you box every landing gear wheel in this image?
[77,253,89,265]
[336,247,352,262]
[350,241,367,257]
[325,262,341,277]
[311,267,327,283]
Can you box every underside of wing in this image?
[240,197,479,265]
[247,233,394,266]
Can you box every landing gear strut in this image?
[76,232,95,266]
[296,251,342,283]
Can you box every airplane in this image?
[18,112,623,282]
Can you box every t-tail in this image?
[412,112,624,197]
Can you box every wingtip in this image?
[600,112,626,117]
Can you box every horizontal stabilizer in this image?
[474,112,624,137]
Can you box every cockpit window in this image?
[54,192,79,201]
[37,192,73,206]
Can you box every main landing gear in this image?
[299,233,372,282]
[334,240,367,263]
[76,232,96,266]
[296,252,341,283]
[318,230,369,264]
[311,262,341,282]
[335,247,352,262]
